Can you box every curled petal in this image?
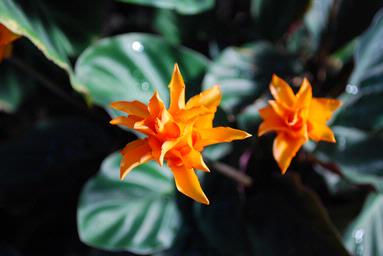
[168,64,186,113]
[273,133,306,174]
[258,106,288,136]
[197,127,251,148]
[183,149,210,172]
[120,139,152,180]
[110,100,149,118]
[170,165,209,205]
[186,85,222,112]
[270,74,296,107]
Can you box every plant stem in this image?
[211,161,253,187]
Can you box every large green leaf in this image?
[0,0,106,92]
[203,42,302,115]
[75,33,209,115]
[116,0,215,15]
[77,152,181,254]
[343,193,383,256]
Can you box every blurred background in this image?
[1,0,383,255]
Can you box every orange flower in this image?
[0,24,20,62]
[258,75,341,174]
[110,64,251,204]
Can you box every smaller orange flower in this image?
[110,64,251,204]
[0,23,20,62]
[258,75,341,174]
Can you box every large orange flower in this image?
[110,64,251,204]
[258,75,341,174]
[0,24,20,62]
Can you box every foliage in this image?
[1,0,383,255]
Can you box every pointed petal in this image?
[186,85,222,112]
[295,78,312,109]
[168,64,186,113]
[198,127,251,147]
[171,165,209,204]
[308,123,336,142]
[183,149,210,172]
[110,100,149,118]
[194,113,215,129]
[270,74,296,107]
[273,133,305,174]
[120,139,152,180]
[308,98,342,124]
[110,115,142,128]
[148,91,166,117]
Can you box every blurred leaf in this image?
[116,0,215,15]
[193,172,250,256]
[349,9,383,91]
[77,152,181,254]
[0,64,31,113]
[343,193,383,256]
[315,127,383,192]
[203,42,302,115]
[75,33,209,116]
[0,0,106,92]
[246,174,350,256]
[251,0,311,41]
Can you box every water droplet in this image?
[141,81,150,91]
[132,41,144,52]
[346,84,359,95]
[353,229,364,256]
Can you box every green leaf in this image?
[349,9,383,91]
[0,0,106,92]
[75,33,209,114]
[251,0,311,41]
[203,42,302,115]
[315,127,383,192]
[116,0,215,15]
[77,152,181,254]
[343,193,383,256]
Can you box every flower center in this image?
[285,112,303,130]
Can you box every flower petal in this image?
[295,78,312,109]
[308,123,336,142]
[197,127,251,148]
[270,74,296,107]
[258,106,288,136]
[120,139,152,180]
[110,115,142,128]
[186,85,222,112]
[273,133,306,174]
[110,100,149,118]
[168,64,186,114]
[308,98,342,124]
[183,149,210,172]
[148,91,166,117]
[170,165,209,205]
